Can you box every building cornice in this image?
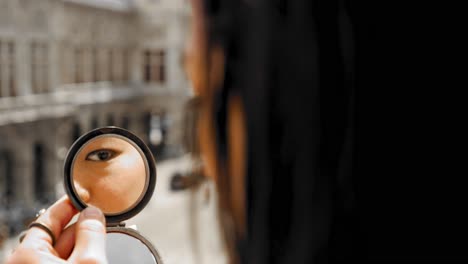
[62,0,135,12]
[0,84,190,126]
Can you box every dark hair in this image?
[204,0,362,263]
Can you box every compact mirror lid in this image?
[64,127,157,224]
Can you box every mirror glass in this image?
[71,134,149,214]
[106,232,158,264]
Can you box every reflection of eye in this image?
[86,149,117,161]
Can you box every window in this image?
[0,42,3,97]
[74,48,84,83]
[142,112,153,145]
[83,47,92,83]
[123,49,130,82]
[122,115,130,129]
[158,51,166,83]
[92,47,99,82]
[106,114,115,126]
[34,143,46,202]
[8,42,15,96]
[61,43,76,85]
[143,50,166,83]
[109,49,126,83]
[144,51,151,82]
[113,49,123,82]
[98,48,109,81]
[31,43,37,92]
[108,49,114,82]
[0,151,14,207]
[91,116,99,129]
[71,122,81,145]
[31,42,49,93]
[0,40,16,97]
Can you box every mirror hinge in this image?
[107,222,126,227]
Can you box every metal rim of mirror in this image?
[63,126,157,224]
[107,226,163,263]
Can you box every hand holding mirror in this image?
[64,127,162,264]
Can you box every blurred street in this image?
[1,1,228,263]
[1,155,227,264]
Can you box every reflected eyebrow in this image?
[92,139,124,149]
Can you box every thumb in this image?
[69,206,108,264]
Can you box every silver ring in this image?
[19,208,48,244]
[28,221,56,245]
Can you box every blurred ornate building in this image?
[0,0,191,236]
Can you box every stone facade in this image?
[0,0,192,236]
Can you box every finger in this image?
[54,223,76,259]
[21,196,78,251]
[68,206,107,264]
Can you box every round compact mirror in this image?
[70,133,148,215]
[64,127,162,263]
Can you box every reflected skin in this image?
[72,136,147,214]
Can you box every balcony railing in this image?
[0,81,176,126]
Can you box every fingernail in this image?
[82,206,104,221]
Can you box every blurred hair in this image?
[197,0,363,263]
